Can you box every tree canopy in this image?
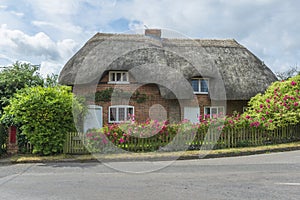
[0,62,44,114]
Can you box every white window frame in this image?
[191,78,209,94]
[204,106,225,118]
[108,105,134,123]
[108,71,129,84]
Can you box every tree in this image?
[275,66,299,81]
[243,75,300,129]
[1,86,86,155]
[0,62,44,114]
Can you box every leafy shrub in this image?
[1,86,86,155]
[244,75,300,129]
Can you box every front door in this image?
[184,107,200,123]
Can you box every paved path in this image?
[0,150,300,200]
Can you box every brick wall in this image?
[226,100,248,115]
[73,73,249,125]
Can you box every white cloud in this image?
[40,61,63,77]
[0,24,79,74]
[10,11,24,17]
[0,0,299,76]
[0,5,7,9]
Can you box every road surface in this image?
[0,150,300,200]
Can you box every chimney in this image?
[145,29,161,39]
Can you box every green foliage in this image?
[244,75,300,129]
[44,73,58,87]
[0,62,44,114]
[1,86,86,155]
[0,124,7,155]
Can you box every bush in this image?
[244,75,300,129]
[1,86,86,155]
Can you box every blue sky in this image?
[0,0,299,76]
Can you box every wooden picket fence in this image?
[63,123,300,154]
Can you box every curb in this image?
[1,145,300,164]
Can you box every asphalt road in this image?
[0,151,300,200]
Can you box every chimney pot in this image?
[145,29,161,38]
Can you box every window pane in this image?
[118,108,125,121]
[122,73,127,81]
[110,73,115,81]
[200,79,208,93]
[116,73,122,81]
[191,80,199,92]
[110,107,117,122]
[211,108,218,115]
[204,107,210,115]
[218,107,224,115]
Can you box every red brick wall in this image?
[226,100,248,115]
[73,73,249,125]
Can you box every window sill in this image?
[108,120,130,124]
[194,92,208,95]
[108,81,130,84]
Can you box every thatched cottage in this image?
[59,29,277,129]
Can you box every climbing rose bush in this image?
[243,74,300,129]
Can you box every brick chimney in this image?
[145,29,161,39]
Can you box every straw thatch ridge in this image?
[59,32,277,100]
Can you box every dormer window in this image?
[108,71,129,84]
[191,78,209,94]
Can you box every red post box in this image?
[9,126,17,144]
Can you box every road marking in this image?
[275,183,300,186]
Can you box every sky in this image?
[0,0,299,76]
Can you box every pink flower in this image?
[250,121,260,128]
[102,138,108,145]
[260,104,263,108]
[269,119,273,123]
[291,81,297,86]
[266,99,270,103]
[245,115,251,119]
[119,138,125,144]
[266,111,269,115]
[262,117,265,121]
[294,102,299,107]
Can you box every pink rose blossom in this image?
[119,138,125,144]
[291,81,297,86]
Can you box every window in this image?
[109,105,134,123]
[191,78,209,94]
[108,71,129,84]
[204,106,224,118]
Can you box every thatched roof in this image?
[59,32,277,100]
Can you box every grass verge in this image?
[4,141,300,164]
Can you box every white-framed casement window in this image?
[204,106,225,118]
[191,78,209,94]
[108,71,129,84]
[109,105,134,123]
